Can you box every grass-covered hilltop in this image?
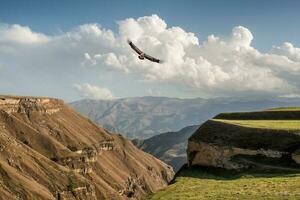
[150,107,300,200]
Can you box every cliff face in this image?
[187,109,300,171]
[0,95,174,200]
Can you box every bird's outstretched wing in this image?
[127,39,162,63]
[144,53,161,63]
[127,40,143,55]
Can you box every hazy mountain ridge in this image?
[70,96,300,140]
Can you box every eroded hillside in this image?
[0,95,174,200]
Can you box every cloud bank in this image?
[84,15,300,96]
[74,83,115,100]
[0,15,300,98]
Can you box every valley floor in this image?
[149,166,300,200]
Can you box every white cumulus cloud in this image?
[74,83,115,100]
[271,42,300,62]
[0,24,49,44]
[0,15,300,99]
[84,15,300,95]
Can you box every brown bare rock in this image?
[0,95,174,200]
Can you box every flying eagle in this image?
[127,40,162,63]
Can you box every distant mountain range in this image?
[70,96,300,139]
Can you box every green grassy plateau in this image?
[213,119,300,130]
[150,166,300,200]
[266,107,300,111]
[212,107,300,130]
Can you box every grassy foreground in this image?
[213,119,300,130]
[149,166,300,200]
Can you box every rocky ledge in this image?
[187,109,300,171]
[0,95,63,114]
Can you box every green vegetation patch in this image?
[266,107,300,111]
[214,109,300,120]
[149,166,300,200]
[212,119,300,130]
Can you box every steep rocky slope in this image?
[188,108,300,171]
[133,126,199,172]
[70,96,300,139]
[0,95,174,200]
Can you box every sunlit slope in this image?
[213,107,300,130]
[150,166,300,200]
[266,107,300,111]
[212,119,300,130]
[0,95,174,200]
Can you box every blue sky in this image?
[1,0,299,51]
[0,0,300,101]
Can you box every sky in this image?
[0,0,300,101]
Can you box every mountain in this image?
[151,108,300,199]
[133,125,199,172]
[188,107,300,170]
[0,95,174,200]
[70,96,300,139]
[71,96,300,172]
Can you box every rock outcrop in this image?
[0,95,174,200]
[188,109,300,171]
